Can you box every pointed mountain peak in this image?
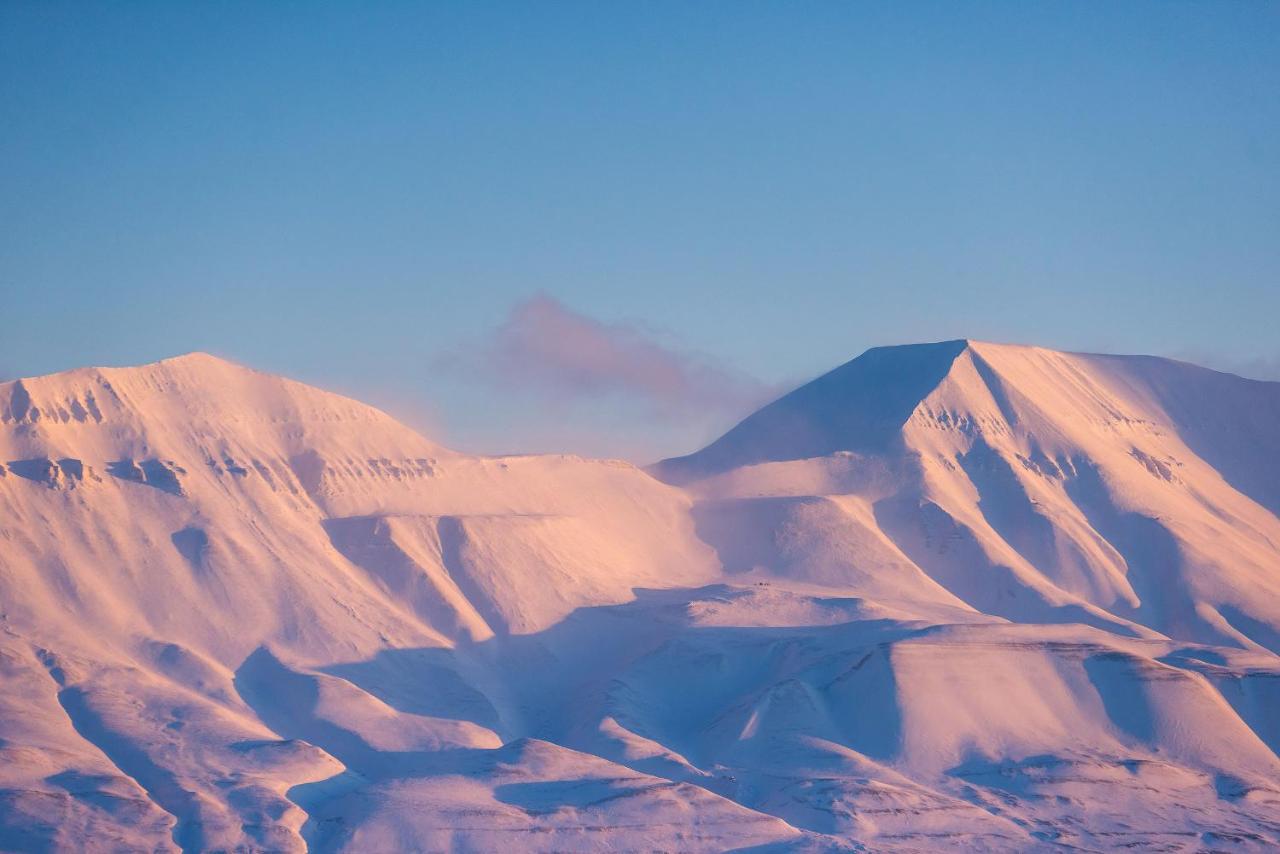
[656,337,1280,494]
[656,339,975,481]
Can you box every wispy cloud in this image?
[446,294,777,418]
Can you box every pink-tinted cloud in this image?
[456,294,776,417]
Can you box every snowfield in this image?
[2,341,1279,851]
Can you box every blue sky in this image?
[3,2,1278,460]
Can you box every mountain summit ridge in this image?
[657,338,1280,480]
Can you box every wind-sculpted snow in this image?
[1,345,1279,851]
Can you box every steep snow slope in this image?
[657,340,1280,654]
[0,354,723,851]
[1,347,1279,852]
[0,353,718,650]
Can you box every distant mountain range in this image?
[2,343,1278,851]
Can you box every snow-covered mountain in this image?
[656,339,1280,653]
[2,344,1279,852]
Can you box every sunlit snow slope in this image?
[1,344,1279,852]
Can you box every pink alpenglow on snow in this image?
[2,341,1280,851]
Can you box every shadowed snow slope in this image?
[1,345,1279,852]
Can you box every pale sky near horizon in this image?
[3,2,1278,460]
